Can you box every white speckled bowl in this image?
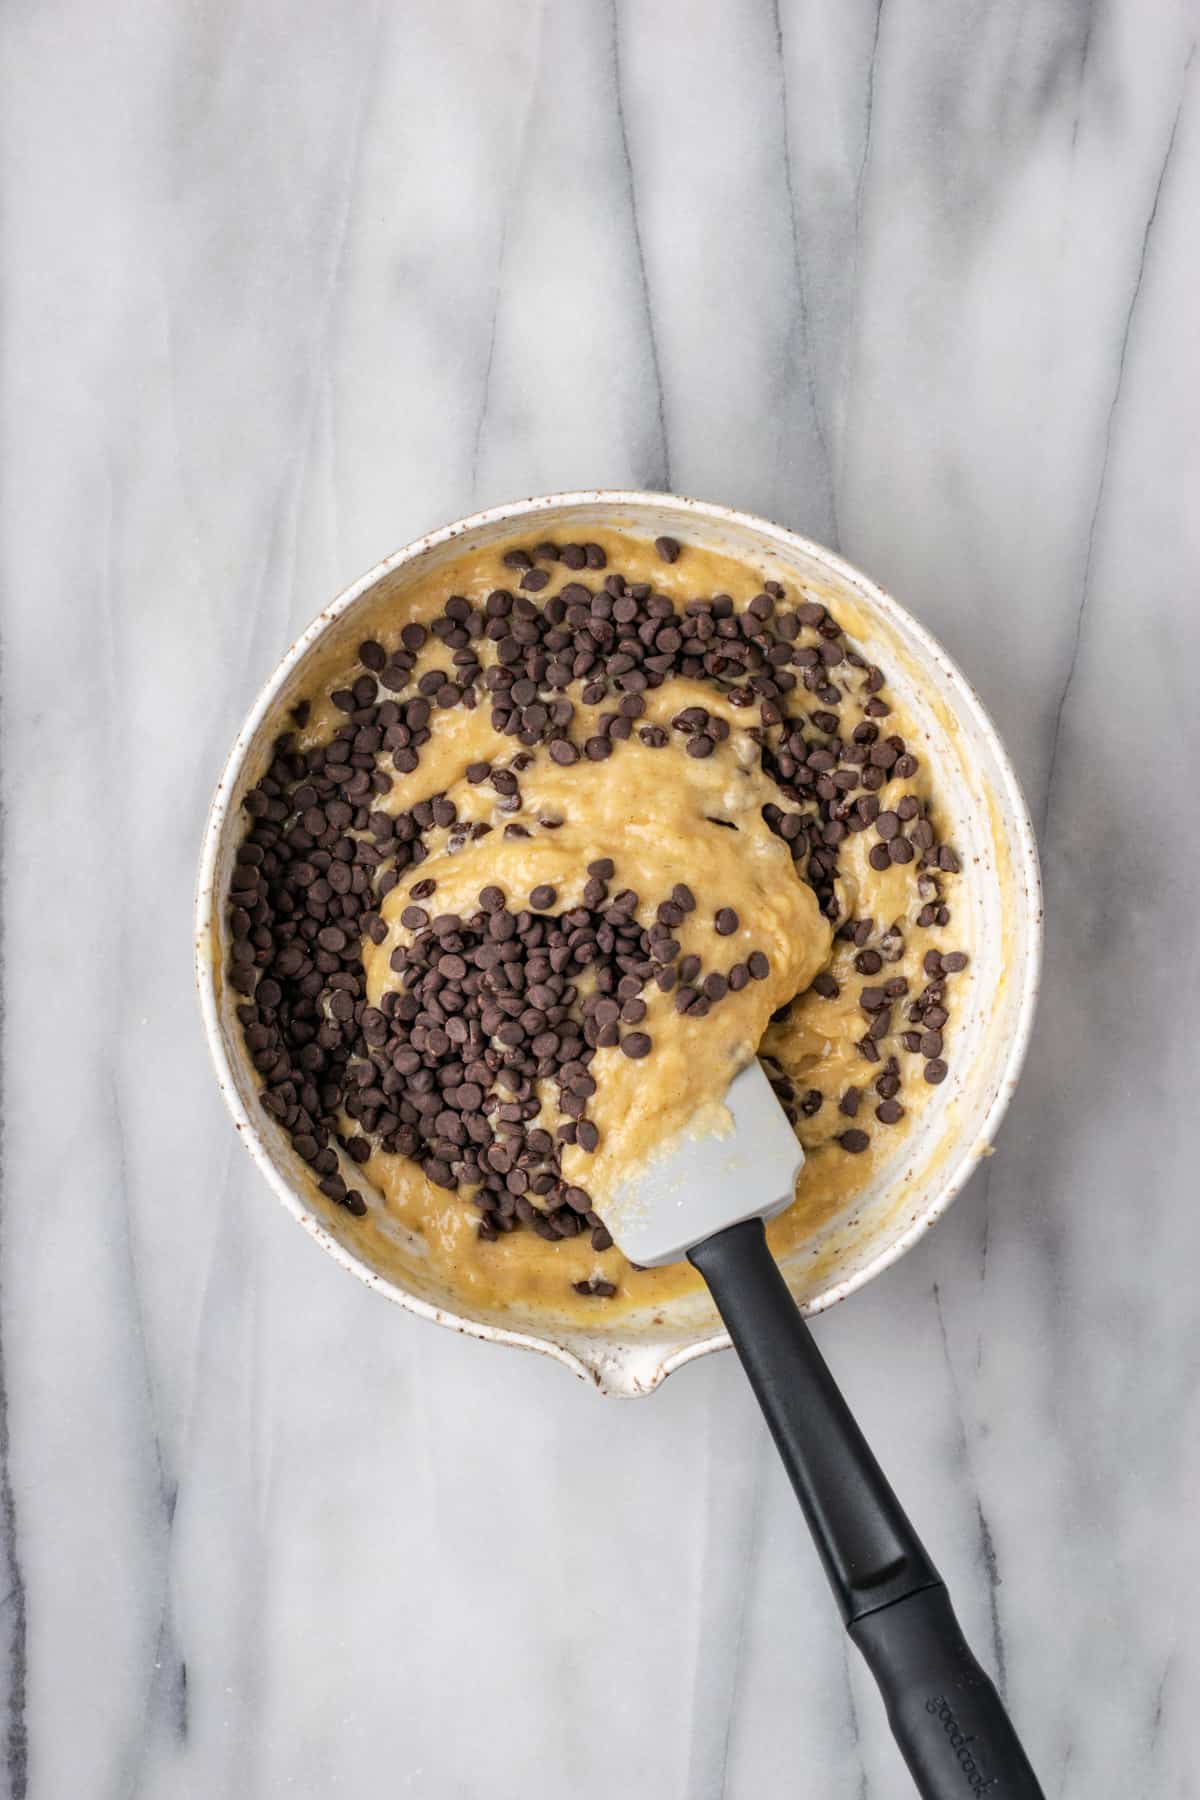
[196,494,1042,1396]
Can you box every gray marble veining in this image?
[1,1,1197,1794]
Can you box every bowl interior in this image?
[197,495,1041,1394]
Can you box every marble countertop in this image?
[2,3,1197,1794]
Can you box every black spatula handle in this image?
[689,1218,1044,1799]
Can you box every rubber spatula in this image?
[605,1058,1045,1800]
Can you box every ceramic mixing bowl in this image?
[195,493,1042,1395]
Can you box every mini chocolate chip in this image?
[838,1129,870,1153]
[747,951,770,980]
[715,907,739,936]
[923,1058,948,1084]
[529,884,557,910]
[620,1032,652,1059]
[654,536,681,563]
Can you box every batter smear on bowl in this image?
[226,530,969,1320]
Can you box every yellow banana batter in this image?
[233,530,967,1326]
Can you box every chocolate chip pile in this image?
[227,532,967,1289]
[336,867,772,1259]
[765,939,969,1148]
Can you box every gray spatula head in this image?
[601,1059,805,1268]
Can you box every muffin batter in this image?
[228,529,968,1324]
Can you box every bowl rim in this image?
[195,489,1043,1393]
